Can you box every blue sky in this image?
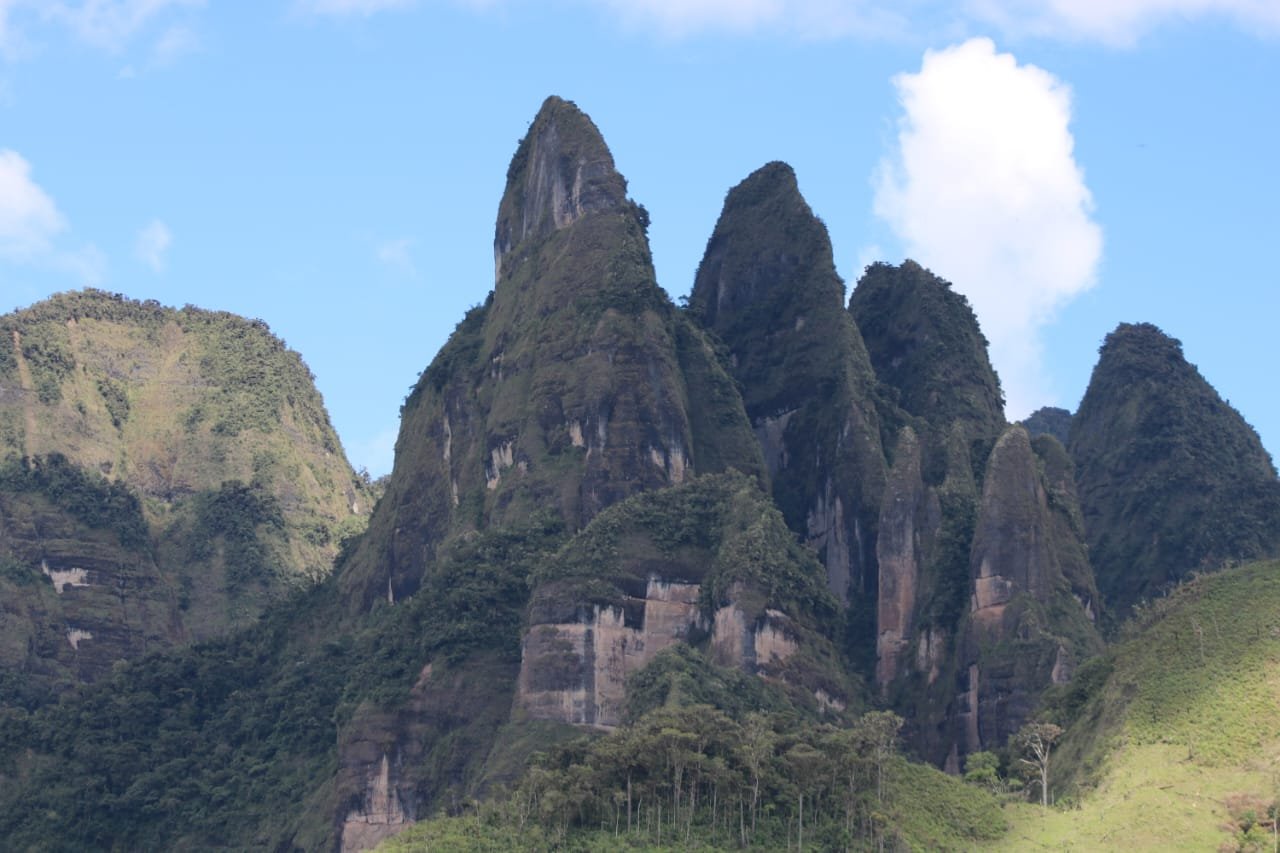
[1,0,1277,477]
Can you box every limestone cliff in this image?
[1070,322,1280,618]
[688,162,886,623]
[516,472,853,729]
[848,262,998,732]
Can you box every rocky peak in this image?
[691,162,828,332]
[339,97,763,612]
[850,260,1005,480]
[687,161,886,613]
[1070,322,1280,617]
[1020,406,1072,445]
[494,96,628,281]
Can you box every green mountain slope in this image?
[990,558,1280,851]
[0,290,371,703]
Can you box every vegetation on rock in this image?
[1070,322,1280,618]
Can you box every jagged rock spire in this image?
[494,96,627,282]
[689,161,886,613]
[850,260,1005,478]
[340,96,763,612]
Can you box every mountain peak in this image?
[493,96,627,280]
[1071,320,1280,615]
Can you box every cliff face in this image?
[0,292,370,702]
[949,427,1101,763]
[1070,323,1280,618]
[516,472,851,729]
[848,262,997,708]
[688,162,886,624]
[848,264,1102,765]
[0,459,179,701]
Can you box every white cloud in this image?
[968,0,1280,45]
[0,148,106,285]
[1,0,203,61]
[135,219,171,272]
[49,0,203,51]
[375,237,417,276]
[873,37,1102,418]
[296,0,417,16]
[0,148,64,259]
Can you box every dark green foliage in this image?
[530,471,838,632]
[1022,406,1072,445]
[1070,322,1280,618]
[187,480,286,589]
[415,514,563,666]
[387,704,1005,851]
[0,454,147,548]
[623,645,791,722]
[0,515,562,850]
[850,260,1005,483]
[95,377,130,429]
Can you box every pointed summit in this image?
[850,260,1005,479]
[494,96,628,280]
[1071,322,1280,616]
[689,162,886,620]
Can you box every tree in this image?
[962,750,1003,794]
[1012,722,1062,808]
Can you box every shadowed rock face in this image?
[1070,322,1280,618]
[875,427,934,687]
[0,492,181,698]
[689,161,886,615]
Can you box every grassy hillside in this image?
[990,559,1280,851]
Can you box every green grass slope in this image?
[989,559,1280,851]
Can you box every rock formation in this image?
[339,96,764,613]
[688,162,886,620]
[950,427,1101,760]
